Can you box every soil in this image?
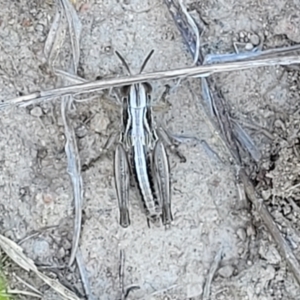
[1,0,300,299]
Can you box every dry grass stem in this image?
[76,249,95,300]
[1,54,300,109]
[202,248,223,300]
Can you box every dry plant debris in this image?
[164,0,300,288]
[0,234,80,300]
[1,0,300,299]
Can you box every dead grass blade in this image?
[0,234,80,300]
[60,0,82,71]
[2,54,300,109]
[204,44,300,64]
[14,274,43,297]
[232,120,262,162]
[76,248,96,300]
[5,289,42,298]
[46,0,83,267]
[44,2,67,66]
[178,0,200,65]
[55,69,87,84]
[61,96,83,267]
[202,247,223,300]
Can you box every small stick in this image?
[76,248,96,300]
[202,247,223,300]
[119,250,140,300]
[2,55,300,109]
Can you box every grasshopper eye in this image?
[143,82,152,94]
[121,85,130,96]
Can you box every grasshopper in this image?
[114,50,173,228]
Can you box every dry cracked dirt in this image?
[1,0,300,299]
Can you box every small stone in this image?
[57,247,65,259]
[30,106,43,117]
[75,125,88,138]
[236,228,246,241]
[90,112,110,133]
[245,43,254,50]
[43,194,53,204]
[259,242,281,264]
[33,239,50,258]
[35,23,44,32]
[283,205,292,216]
[62,239,72,250]
[218,265,234,278]
[238,247,245,256]
[250,34,260,46]
[265,265,276,281]
[239,31,245,39]
[261,189,271,200]
[246,224,256,237]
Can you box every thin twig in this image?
[14,274,43,296]
[231,119,262,162]
[119,250,140,300]
[1,54,300,109]
[76,248,96,300]
[5,289,42,298]
[202,247,223,300]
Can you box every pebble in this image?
[75,124,88,138]
[236,228,246,241]
[62,239,72,250]
[261,189,271,200]
[90,112,110,133]
[57,247,66,259]
[246,224,256,237]
[250,34,260,46]
[30,106,43,117]
[33,239,50,258]
[35,23,44,32]
[43,194,53,204]
[245,43,254,51]
[239,31,245,39]
[283,205,292,216]
[218,265,234,278]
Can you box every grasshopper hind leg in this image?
[114,143,131,228]
[152,139,173,226]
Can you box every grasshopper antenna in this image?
[115,51,132,75]
[139,49,154,74]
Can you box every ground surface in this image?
[0,0,300,299]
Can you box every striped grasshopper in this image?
[114,50,174,228]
